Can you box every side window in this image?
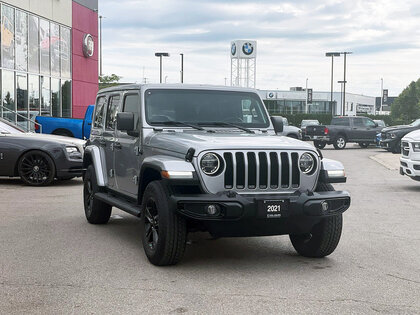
[123,93,140,128]
[331,117,349,126]
[364,118,376,128]
[353,118,364,127]
[94,96,107,128]
[105,94,121,130]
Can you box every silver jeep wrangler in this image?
[83,84,350,266]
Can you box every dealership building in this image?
[259,88,380,116]
[0,0,98,129]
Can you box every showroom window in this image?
[0,3,72,128]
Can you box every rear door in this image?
[114,91,141,198]
[103,93,121,189]
[350,117,365,141]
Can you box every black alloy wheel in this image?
[18,151,55,186]
[144,197,160,252]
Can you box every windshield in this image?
[301,120,319,127]
[374,120,385,127]
[145,89,270,128]
[0,120,25,134]
[409,119,420,127]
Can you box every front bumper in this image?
[56,158,84,178]
[172,190,350,237]
[400,156,420,180]
[380,138,398,150]
[308,135,330,141]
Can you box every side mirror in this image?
[116,112,135,132]
[270,116,284,134]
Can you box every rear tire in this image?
[83,165,112,224]
[333,135,347,150]
[141,181,187,266]
[392,141,401,154]
[289,182,343,258]
[358,142,368,148]
[314,141,326,149]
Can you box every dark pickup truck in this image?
[306,116,383,149]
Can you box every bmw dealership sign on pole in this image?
[230,40,257,88]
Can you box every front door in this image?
[103,93,121,189]
[362,117,381,141]
[114,92,141,198]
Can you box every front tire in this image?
[141,181,187,266]
[358,142,368,148]
[392,141,401,154]
[314,141,326,149]
[289,183,343,258]
[18,150,55,186]
[333,135,347,150]
[83,165,112,224]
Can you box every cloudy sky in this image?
[99,0,420,97]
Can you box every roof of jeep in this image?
[98,83,260,94]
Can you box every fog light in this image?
[321,201,329,212]
[206,204,219,215]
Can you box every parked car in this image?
[0,118,84,186]
[35,105,94,139]
[301,119,320,140]
[83,84,350,266]
[305,116,383,149]
[400,129,420,181]
[278,117,302,139]
[380,119,420,153]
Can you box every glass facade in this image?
[264,99,332,115]
[0,3,72,130]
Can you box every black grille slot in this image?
[247,152,257,189]
[235,152,245,189]
[280,152,289,188]
[258,152,268,188]
[224,153,233,189]
[291,152,300,188]
[269,152,279,188]
[414,165,420,170]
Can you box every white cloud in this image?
[99,0,420,96]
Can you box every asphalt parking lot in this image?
[1,145,419,314]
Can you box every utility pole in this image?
[180,53,184,83]
[305,78,308,114]
[341,51,352,116]
[325,52,340,115]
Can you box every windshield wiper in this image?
[157,120,205,131]
[199,122,254,134]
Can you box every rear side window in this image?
[105,95,121,130]
[94,96,107,128]
[353,118,364,127]
[331,117,350,126]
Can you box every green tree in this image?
[391,78,420,123]
[99,74,122,90]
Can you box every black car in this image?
[300,119,320,140]
[0,119,85,185]
[380,119,420,153]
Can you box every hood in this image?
[382,124,414,133]
[21,133,85,152]
[145,130,315,156]
[402,129,420,141]
[283,125,301,132]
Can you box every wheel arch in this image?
[138,164,163,205]
[52,128,74,137]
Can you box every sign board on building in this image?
[83,34,94,58]
[266,91,276,99]
[307,88,313,104]
[382,89,388,104]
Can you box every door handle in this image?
[114,142,122,149]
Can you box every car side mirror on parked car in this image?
[116,112,139,137]
[270,116,284,134]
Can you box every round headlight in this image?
[200,153,220,175]
[299,153,315,174]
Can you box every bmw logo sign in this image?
[269,92,274,98]
[242,42,254,55]
[231,43,236,56]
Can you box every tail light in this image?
[34,122,39,131]
[324,127,329,135]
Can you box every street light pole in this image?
[325,52,340,116]
[180,53,184,83]
[338,80,346,114]
[154,52,170,83]
[305,78,308,114]
[341,51,352,116]
[380,78,383,115]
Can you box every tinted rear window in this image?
[331,117,350,126]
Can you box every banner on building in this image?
[307,88,313,104]
[382,89,388,104]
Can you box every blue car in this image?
[35,105,94,139]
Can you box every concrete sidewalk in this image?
[369,152,400,170]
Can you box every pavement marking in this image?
[369,153,400,170]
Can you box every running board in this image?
[95,192,142,217]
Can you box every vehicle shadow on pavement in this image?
[401,185,420,192]
[0,177,83,187]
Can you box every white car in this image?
[400,129,420,181]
